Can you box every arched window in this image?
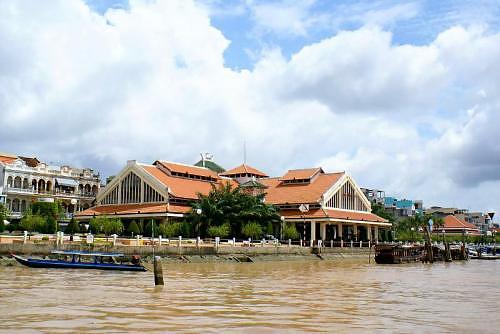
[38,179,45,193]
[78,184,84,194]
[22,178,29,189]
[7,176,13,188]
[84,184,91,194]
[91,185,98,195]
[12,198,20,212]
[32,179,37,190]
[21,200,27,213]
[14,176,22,188]
[6,199,11,210]
[46,181,52,192]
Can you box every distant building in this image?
[434,215,481,236]
[361,188,385,205]
[0,152,100,220]
[426,207,492,235]
[383,197,423,221]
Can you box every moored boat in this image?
[12,250,147,272]
[375,244,424,264]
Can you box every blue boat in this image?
[12,250,147,272]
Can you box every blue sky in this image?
[2,0,500,215]
[88,0,500,70]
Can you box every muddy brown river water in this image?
[0,259,498,333]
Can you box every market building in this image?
[75,159,236,222]
[257,167,391,244]
[77,159,390,244]
[0,152,100,220]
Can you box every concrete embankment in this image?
[0,243,375,264]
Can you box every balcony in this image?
[4,187,36,195]
[5,187,96,199]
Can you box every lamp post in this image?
[195,208,202,237]
[280,216,285,241]
[411,227,415,243]
[442,228,445,244]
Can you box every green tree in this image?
[89,216,105,234]
[65,218,80,234]
[241,221,263,240]
[127,220,140,236]
[45,216,57,234]
[31,201,62,219]
[282,223,300,240]
[103,218,123,235]
[187,182,280,238]
[0,203,9,233]
[207,223,230,238]
[20,214,46,233]
[159,222,181,238]
[144,220,159,237]
[371,203,395,224]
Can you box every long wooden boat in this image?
[375,244,424,264]
[12,251,147,272]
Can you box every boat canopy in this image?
[51,250,125,257]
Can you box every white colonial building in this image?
[0,153,101,220]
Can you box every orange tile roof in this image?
[0,154,18,164]
[443,215,480,231]
[280,208,388,223]
[155,160,219,179]
[281,168,324,181]
[75,203,191,217]
[220,164,268,177]
[142,165,237,200]
[262,172,344,204]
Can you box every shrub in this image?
[207,223,230,238]
[65,218,80,234]
[241,222,263,240]
[127,221,140,236]
[159,222,181,238]
[103,218,123,235]
[144,220,159,237]
[179,221,192,237]
[282,223,299,240]
[45,216,58,234]
[20,214,46,233]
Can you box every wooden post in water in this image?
[151,219,164,286]
[153,256,164,286]
[445,242,452,262]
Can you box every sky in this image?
[1,0,500,216]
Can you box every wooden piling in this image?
[153,256,164,286]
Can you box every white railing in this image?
[5,187,35,194]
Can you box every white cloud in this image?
[1,0,500,216]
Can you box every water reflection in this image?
[0,260,498,333]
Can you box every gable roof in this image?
[154,160,219,180]
[443,215,480,231]
[0,153,18,165]
[281,167,324,181]
[220,164,268,177]
[18,156,40,167]
[261,172,344,204]
[141,164,237,200]
[75,203,191,218]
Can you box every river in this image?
[0,259,498,333]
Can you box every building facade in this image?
[77,159,390,243]
[0,153,100,220]
[426,206,492,234]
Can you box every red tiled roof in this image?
[75,203,191,217]
[220,164,268,177]
[262,172,344,204]
[142,165,237,200]
[0,154,18,164]
[281,168,324,181]
[155,160,219,179]
[443,215,479,230]
[280,208,388,224]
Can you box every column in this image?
[338,224,343,240]
[367,225,372,241]
[320,223,327,240]
[374,226,379,243]
[353,224,358,241]
[310,222,315,246]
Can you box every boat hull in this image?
[12,255,147,272]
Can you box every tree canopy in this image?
[186,182,280,238]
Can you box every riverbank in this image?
[0,242,375,264]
